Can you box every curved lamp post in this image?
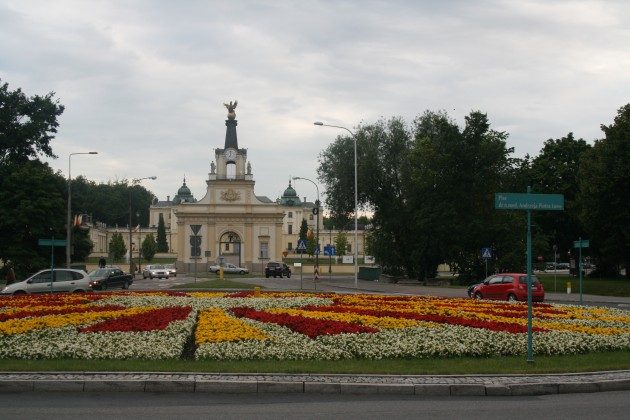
[313,121,358,289]
[292,176,320,274]
[66,151,98,267]
[129,176,157,274]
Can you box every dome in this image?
[173,178,196,204]
[177,181,191,196]
[279,181,301,206]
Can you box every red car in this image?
[470,273,545,302]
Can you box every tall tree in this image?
[156,214,169,252]
[141,234,157,262]
[578,104,630,277]
[71,226,94,262]
[0,79,64,165]
[108,233,127,261]
[299,219,308,241]
[334,231,349,257]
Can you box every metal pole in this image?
[579,237,583,304]
[526,186,534,363]
[129,186,133,274]
[329,224,332,281]
[50,235,54,293]
[313,122,358,288]
[137,214,141,274]
[553,245,557,292]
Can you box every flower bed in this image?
[1,291,629,360]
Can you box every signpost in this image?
[38,238,67,293]
[495,187,564,363]
[481,247,492,278]
[190,224,201,283]
[573,238,589,304]
[324,244,336,282]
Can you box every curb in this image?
[1,372,630,396]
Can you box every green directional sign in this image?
[573,239,589,248]
[38,239,67,247]
[495,193,564,211]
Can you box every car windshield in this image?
[89,269,109,278]
[152,265,165,269]
[165,264,174,269]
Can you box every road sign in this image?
[38,239,67,247]
[296,239,307,252]
[481,247,492,259]
[190,224,201,235]
[573,239,589,248]
[323,245,337,256]
[495,193,564,211]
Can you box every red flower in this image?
[79,306,192,333]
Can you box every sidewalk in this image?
[1,371,629,396]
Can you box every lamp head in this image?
[149,176,157,180]
[89,152,98,154]
[313,122,323,126]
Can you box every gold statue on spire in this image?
[223,100,238,120]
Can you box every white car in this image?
[142,264,170,279]
[164,264,177,277]
[0,269,90,295]
[208,263,249,275]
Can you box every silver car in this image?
[142,264,170,279]
[0,269,90,295]
[208,263,249,275]
[164,264,177,277]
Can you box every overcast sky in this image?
[1,0,629,205]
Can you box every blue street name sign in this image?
[573,239,589,248]
[38,239,67,247]
[495,193,564,211]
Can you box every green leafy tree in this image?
[334,231,349,257]
[578,104,630,277]
[141,233,157,262]
[0,79,64,165]
[72,226,94,262]
[299,219,308,241]
[156,214,169,252]
[0,160,66,276]
[108,233,127,261]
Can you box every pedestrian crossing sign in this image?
[481,247,492,259]
[296,239,307,253]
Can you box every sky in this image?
[1,0,629,205]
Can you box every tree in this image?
[108,233,127,261]
[141,233,157,262]
[0,160,66,276]
[334,231,349,257]
[0,79,64,165]
[578,104,630,277]
[72,226,94,262]
[156,214,169,252]
[299,219,308,241]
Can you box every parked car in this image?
[142,264,170,279]
[88,267,133,290]
[470,273,544,302]
[164,264,177,277]
[208,263,249,275]
[0,269,90,295]
[265,261,291,278]
[467,282,481,297]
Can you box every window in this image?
[288,211,293,218]
[489,276,503,285]
[32,271,52,283]
[54,270,73,282]
[288,242,293,250]
[288,224,293,234]
[309,214,313,220]
[347,244,351,252]
[225,243,230,251]
[260,242,269,259]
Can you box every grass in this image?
[1,351,629,374]
[536,274,630,297]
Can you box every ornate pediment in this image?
[220,188,241,202]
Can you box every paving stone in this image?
[558,382,600,394]
[84,380,146,392]
[0,380,34,392]
[510,383,559,396]
[195,380,257,393]
[144,380,194,392]
[257,381,304,393]
[414,384,451,396]
[596,379,630,392]
[33,380,84,392]
[340,383,379,394]
[484,385,511,396]
[304,382,341,394]
[377,384,414,395]
[450,384,486,396]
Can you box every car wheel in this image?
[150,275,153,279]
[287,272,291,278]
[273,274,277,278]
[279,273,283,278]
[474,292,483,300]
[102,283,108,291]
[73,289,85,293]
[507,293,517,302]
[265,273,269,278]
[12,290,27,295]
[123,281,129,290]
[239,270,245,275]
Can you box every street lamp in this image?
[292,176,320,276]
[66,151,98,267]
[314,121,359,289]
[129,176,157,275]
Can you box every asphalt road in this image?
[129,273,630,309]
[0,391,629,419]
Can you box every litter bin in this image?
[358,266,381,281]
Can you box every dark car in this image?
[88,267,133,290]
[467,283,481,297]
[265,261,291,278]
[470,273,544,302]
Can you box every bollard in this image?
[567,281,571,294]
[219,266,224,280]
[254,286,261,297]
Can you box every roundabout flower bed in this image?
[1,291,629,360]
